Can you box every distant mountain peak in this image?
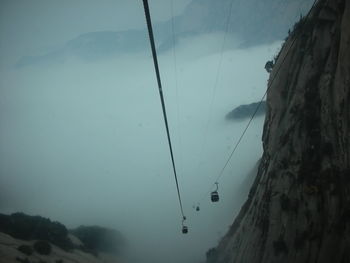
[15,0,313,68]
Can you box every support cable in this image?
[195,0,318,204]
[195,0,235,180]
[170,0,183,177]
[142,0,186,219]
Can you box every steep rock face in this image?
[210,0,350,262]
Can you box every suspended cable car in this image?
[142,0,188,235]
[182,216,188,234]
[211,182,220,202]
[193,203,200,211]
[211,191,219,202]
[182,225,188,234]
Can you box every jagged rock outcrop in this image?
[209,0,350,262]
[225,101,266,120]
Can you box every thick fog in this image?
[0,1,283,263]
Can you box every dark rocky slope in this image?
[208,0,350,262]
[0,213,125,263]
[0,213,74,250]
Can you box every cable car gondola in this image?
[193,203,200,212]
[181,216,188,234]
[211,182,220,202]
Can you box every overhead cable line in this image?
[195,0,319,206]
[142,0,186,222]
[195,0,235,178]
[170,0,183,176]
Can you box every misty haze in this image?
[1,1,335,263]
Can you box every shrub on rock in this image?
[34,240,52,255]
[70,225,125,255]
[0,213,73,250]
[17,245,33,256]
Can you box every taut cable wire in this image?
[142,0,186,219]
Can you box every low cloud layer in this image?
[0,1,289,263]
[0,32,280,263]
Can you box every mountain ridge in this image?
[15,0,313,68]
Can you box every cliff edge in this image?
[209,0,350,262]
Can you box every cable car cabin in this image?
[196,206,200,211]
[182,226,188,234]
[211,191,219,202]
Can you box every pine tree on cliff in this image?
[209,0,350,262]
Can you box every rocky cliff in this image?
[208,0,350,262]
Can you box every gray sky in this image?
[0,1,281,263]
